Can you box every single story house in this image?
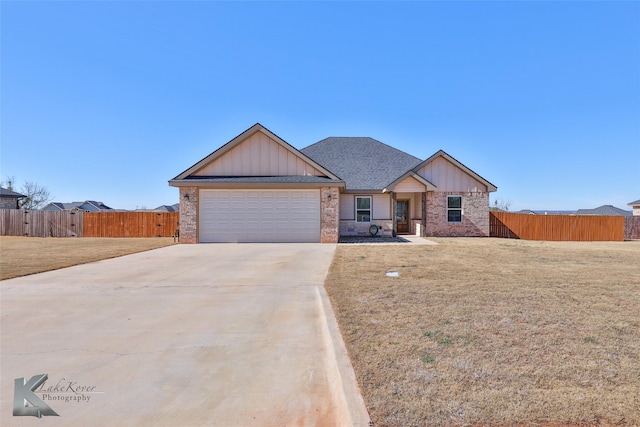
[169,123,497,243]
[43,201,113,212]
[0,187,26,209]
[629,199,640,216]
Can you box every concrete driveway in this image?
[1,244,370,426]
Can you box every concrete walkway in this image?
[1,244,370,426]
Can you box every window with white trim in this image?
[447,196,462,223]
[355,196,372,222]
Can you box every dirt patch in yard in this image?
[325,238,640,427]
[0,236,176,280]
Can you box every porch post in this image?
[421,192,427,237]
[391,192,397,237]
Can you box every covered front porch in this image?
[393,191,427,236]
[388,171,435,236]
[337,171,435,238]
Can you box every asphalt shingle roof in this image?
[153,203,180,212]
[0,187,25,198]
[576,205,632,216]
[301,137,423,191]
[46,201,113,211]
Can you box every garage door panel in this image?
[199,189,320,243]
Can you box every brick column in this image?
[179,187,198,244]
[320,187,339,243]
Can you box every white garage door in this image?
[199,189,321,243]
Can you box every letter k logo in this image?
[13,374,59,417]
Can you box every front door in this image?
[396,200,409,234]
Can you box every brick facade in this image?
[177,188,490,242]
[179,187,198,244]
[320,187,340,243]
[425,191,490,237]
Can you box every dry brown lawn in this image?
[325,238,640,427]
[0,236,176,280]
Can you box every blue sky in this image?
[2,1,639,211]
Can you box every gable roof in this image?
[517,209,577,215]
[0,187,25,198]
[153,203,180,212]
[44,202,67,210]
[80,201,112,211]
[628,199,640,207]
[43,201,113,211]
[576,205,632,216]
[172,123,341,182]
[385,171,437,192]
[301,137,424,191]
[170,124,497,194]
[413,150,497,192]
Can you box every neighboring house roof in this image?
[576,205,632,216]
[43,202,71,211]
[628,199,640,207]
[0,187,26,198]
[301,137,424,191]
[153,203,180,212]
[43,201,113,211]
[517,209,577,215]
[81,201,112,211]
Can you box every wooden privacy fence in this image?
[490,211,639,241]
[0,210,179,238]
[83,212,179,237]
[0,209,83,237]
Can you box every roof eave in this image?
[169,179,345,189]
[343,189,388,194]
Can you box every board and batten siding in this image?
[339,194,392,220]
[193,132,323,177]
[417,156,487,192]
[393,176,426,193]
[340,194,355,219]
[372,194,391,219]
